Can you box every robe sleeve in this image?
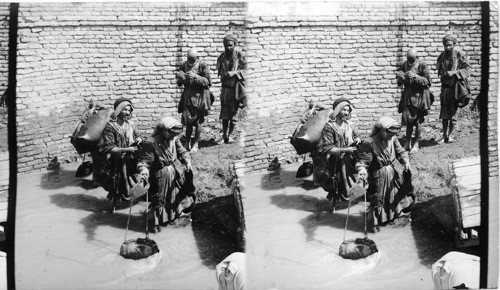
[394,138,409,165]
[136,140,155,171]
[235,51,247,81]
[99,123,118,154]
[175,138,190,164]
[190,61,211,87]
[456,51,471,80]
[411,61,431,87]
[316,124,337,156]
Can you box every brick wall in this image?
[15,2,247,173]
[241,1,491,172]
[12,2,499,175]
[489,3,498,177]
[0,4,9,102]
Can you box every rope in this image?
[145,180,149,239]
[342,179,369,243]
[342,195,352,243]
[364,180,368,238]
[123,195,134,242]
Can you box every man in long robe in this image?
[176,48,212,153]
[216,34,247,144]
[396,48,433,154]
[436,34,471,144]
[97,97,144,213]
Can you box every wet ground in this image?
[242,162,448,290]
[14,161,234,289]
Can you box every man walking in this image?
[395,48,433,153]
[216,34,247,144]
[176,48,212,152]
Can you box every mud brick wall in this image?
[15,2,247,173]
[0,4,9,102]
[489,3,499,178]
[241,1,489,172]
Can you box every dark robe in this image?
[176,59,212,126]
[436,50,471,119]
[396,58,433,126]
[312,120,358,202]
[137,135,193,226]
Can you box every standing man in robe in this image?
[216,34,247,144]
[176,48,212,153]
[395,48,433,154]
[436,34,471,144]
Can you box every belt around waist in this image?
[221,84,235,89]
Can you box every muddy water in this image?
[242,163,434,290]
[14,163,218,289]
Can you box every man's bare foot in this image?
[447,135,455,143]
[410,145,419,154]
[190,144,199,153]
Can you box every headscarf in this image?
[112,97,133,119]
[442,34,457,44]
[331,98,352,120]
[152,116,183,137]
[370,116,401,137]
[223,34,238,45]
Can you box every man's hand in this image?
[186,161,193,171]
[405,71,417,79]
[395,71,404,80]
[344,147,357,154]
[226,71,237,78]
[186,71,197,80]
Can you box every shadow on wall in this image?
[410,194,480,267]
[191,194,243,269]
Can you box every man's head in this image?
[442,34,457,53]
[113,97,133,120]
[223,35,238,55]
[187,48,198,65]
[407,48,418,63]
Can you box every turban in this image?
[331,98,352,119]
[443,34,457,44]
[152,116,183,137]
[112,97,133,119]
[370,116,401,137]
[223,34,238,44]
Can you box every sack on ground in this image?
[75,161,93,177]
[290,108,333,155]
[296,161,314,178]
[216,252,246,290]
[339,237,378,260]
[120,237,160,260]
[431,251,479,290]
